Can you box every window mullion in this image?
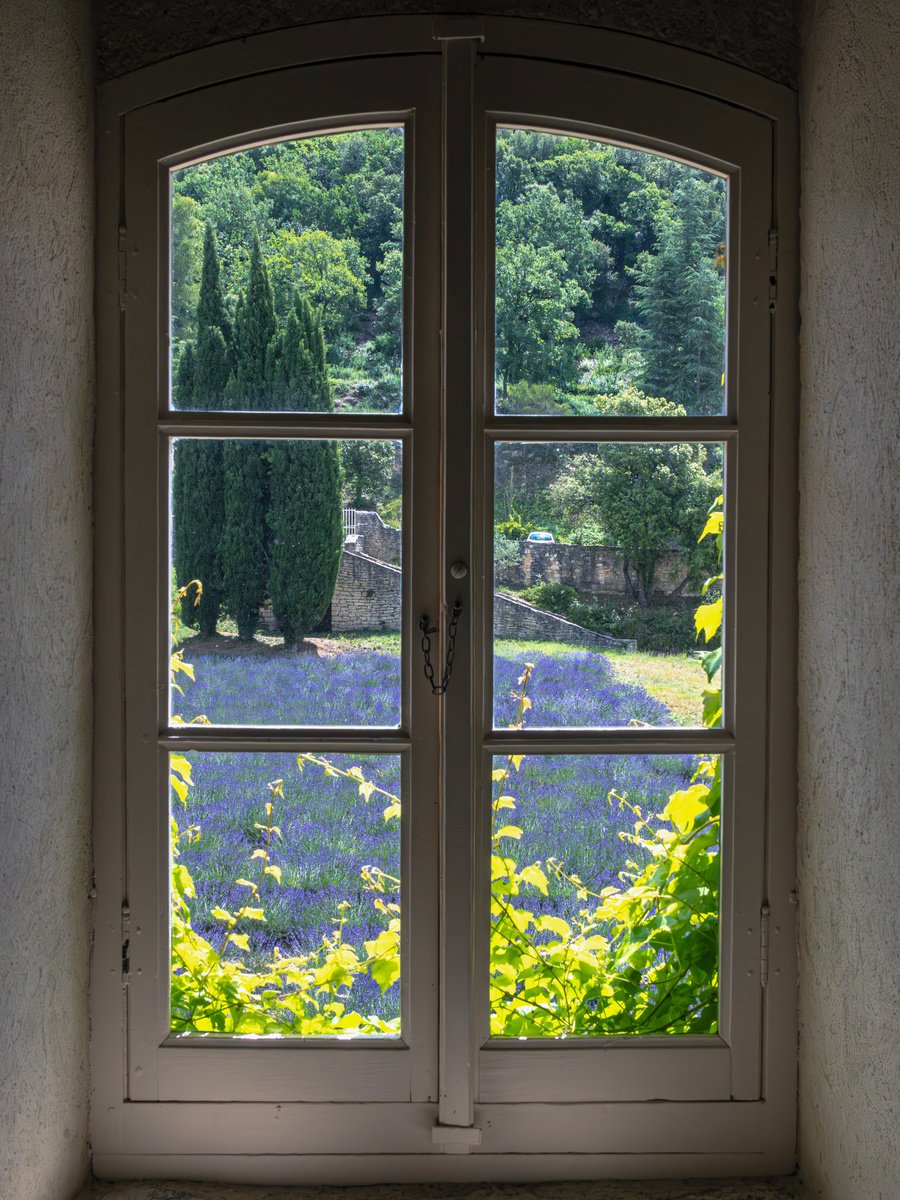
[437,33,481,1135]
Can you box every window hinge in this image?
[117,224,130,309]
[759,902,771,989]
[432,1123,482,1153]
[121,901,131,986]
[767,228,778,313]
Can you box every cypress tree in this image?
[267,295,343,646]
[196,223,231,344]
[172,225,230,636]
[220,236,276,639]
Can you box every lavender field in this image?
[175,644,696,1022]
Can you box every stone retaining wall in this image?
[330,547,635,651]
[331,549,401,632]
[494,592,636,651]
[496,541,695,598]
[347,509,401,565]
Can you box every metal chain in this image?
[418,598,463,695]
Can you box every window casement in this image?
[94,16,798,1183]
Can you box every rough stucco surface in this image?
[83,1179,803,1200]
[0,1,94,1198]
[96,0,798,86]
[797,1,900,1198]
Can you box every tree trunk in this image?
[623,557,650,606]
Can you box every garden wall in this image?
[349,509,401,565]
[330,547,636,650]
[496,542,696,598]
[494,593,636,650]
[331,549,401,632]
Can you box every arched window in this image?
[94,16,797,1181]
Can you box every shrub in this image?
[572,599,699,654]
[519,582,579,616]
[494,535,522,573]
[519,582,700,654]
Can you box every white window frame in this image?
[94,15,798,1183]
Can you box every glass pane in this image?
[171,128,404,414]
[170,437,402,727]
[493,441,724,728]
[494,128,727,417]
[488,751,720,1038]
[170,751,402,1037]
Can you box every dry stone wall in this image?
[495,593,635,650]
[349,509,401,565]
[331,549,401,631]
[330,545,636,650]
[497,542,696,597]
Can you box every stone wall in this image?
[494,593,635,650]
[349,509,401,565]
[330,548,637,649]
[497,542,697,598]
[331,550,401,631]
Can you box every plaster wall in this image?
[797,1,900,1197]
[96,0,798,86]
[0,1,94,1198]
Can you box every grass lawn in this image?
[605,648,708,726]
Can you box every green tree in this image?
[495,184,604,401]
[170,194,203,349]
[374,229,403,365]
[172,227,231,636]
[340,440,396,510]
[266,296,343,645]
[172,151,267,303]
[220,237,276,639]
[195,222,232,344]
[550,388,720,604]
[631,173,726,415]
[264,228,368,343]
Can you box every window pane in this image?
[170,437,402,727]
[170,751,402,1037]
[494,129,727,417]
[488,752,720,1038]
[171,128,404,414]
[493,441,724,728]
